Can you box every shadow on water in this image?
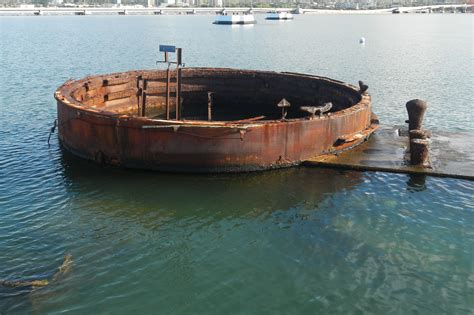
[58,149,366,223]
[406,173,427,192]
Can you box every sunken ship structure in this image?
[54,67,378,172]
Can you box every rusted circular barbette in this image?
[54,68,379,172]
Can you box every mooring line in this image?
[47,119,57,147]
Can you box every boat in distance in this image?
[213,13,256,25]
[266,11,294,20]
[54,68,378,173]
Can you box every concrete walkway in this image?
[304,127,474,180]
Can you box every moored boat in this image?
[213,13,256,25]
[266,11,294,20]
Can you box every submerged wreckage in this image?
[54,47,378,172]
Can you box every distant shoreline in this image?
[0,4,471,16]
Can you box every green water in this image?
[0,14,473,314]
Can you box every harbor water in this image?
[0,14,473,313]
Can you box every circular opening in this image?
[68,68,362,122]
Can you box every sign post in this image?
[157,45,184,120]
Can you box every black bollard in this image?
[410,139,429,166]
[406,99,428,131]
[409,129,430,140]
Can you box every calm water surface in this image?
[0,14,473,314]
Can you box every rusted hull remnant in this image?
[55,68,378,172]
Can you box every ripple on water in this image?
[1,14,474,314]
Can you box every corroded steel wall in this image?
[55,68,377,172]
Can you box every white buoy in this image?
[359,37,366,44]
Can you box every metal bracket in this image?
[156,45,185,120]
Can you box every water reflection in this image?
[59,150,364,225]
[406,173,427,192]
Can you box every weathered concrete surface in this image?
[303,127,474,180]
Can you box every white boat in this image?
[265,11,294,20]
[213,13,256,25]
